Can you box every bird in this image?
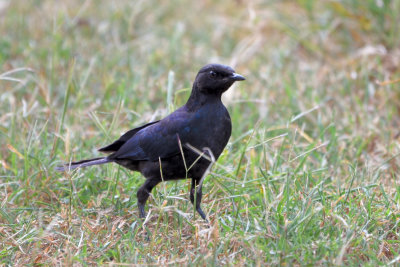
[56,63,245,221]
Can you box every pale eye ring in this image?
[209,71,217,78]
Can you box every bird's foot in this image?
[196,207,208,223]
[138,203,146,219]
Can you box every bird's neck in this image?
[185,86,222,111]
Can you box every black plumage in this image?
[56,63,245,220]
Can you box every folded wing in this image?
[108,110,196,161]
[98,121,159,153]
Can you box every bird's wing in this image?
[109,110,196,161]
[98,120,160,153]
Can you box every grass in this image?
[1,0,400,265]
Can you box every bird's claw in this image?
[196,207,208,222]
[139,204,146,219]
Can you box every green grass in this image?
[1,0,400,265]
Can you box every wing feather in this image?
[109,110,195,161]
[98,121,159,153]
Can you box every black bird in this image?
[56,63,245,220]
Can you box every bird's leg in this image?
[190,178,208,221]
[137,178,160,218]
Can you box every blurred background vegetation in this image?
[1,0,400,265]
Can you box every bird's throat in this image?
[185,87,222,112]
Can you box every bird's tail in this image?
[55,157,110,172]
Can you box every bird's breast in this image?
[186,103,232,158]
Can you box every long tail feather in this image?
[55,157,110,171]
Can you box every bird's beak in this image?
[231,73,246,81]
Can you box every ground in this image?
[1,0,400,265]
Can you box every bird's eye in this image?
[210,71,217,78]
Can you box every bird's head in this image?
[194,63,245,95]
